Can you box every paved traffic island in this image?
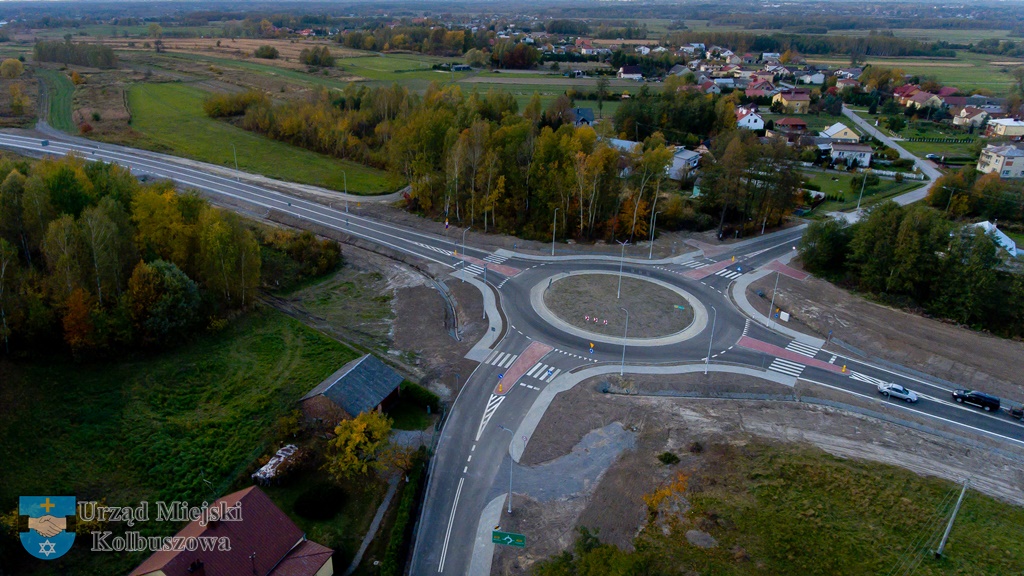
[531,271,707,346]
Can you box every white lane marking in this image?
[476,394,506,441]
[500,354,517,368]
[786,340,820,358]
[438,477,465,572]
[545,368,562,382]
[490,352,507,366]
[800,377,1024,448]
[769,358,805,377]
[527,363,542,377]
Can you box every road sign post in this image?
[491,531,526,548]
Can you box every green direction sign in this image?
[674,305,686,311]
[492,530,526,548]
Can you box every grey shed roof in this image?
[301,354,403,416]
[571,107,594,124]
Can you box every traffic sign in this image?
[674,305,686,311]
[492,531,526,548]
[498,373,504,379]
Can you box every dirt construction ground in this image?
[747,260,1024,402]
[491,375,1024,574]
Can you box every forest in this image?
[204,79,802,242]
[799,202,1024,337]
[0,155,339,358]
[33,40,117,68]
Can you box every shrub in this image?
[380,448,427,576]
[689,441,704,454]
[658,451,680,465]
[79,122,93,134]
[294,482,346,520]
[91,111,101,122]
[254,45,279,59]
[401,381,441,412]
[203,90,270,118]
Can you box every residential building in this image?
[698,80,720,94]
[977,144,1024,178]
[820,122,860,143]
[299,354,403,424]
[829,143,873,167]
[736,107,765,131]
[762,52,781,61]
[774,117,808,132]
[773,91,810,113]
[985,118,1024,138]
[952,106,989,128]
[668,148,701,180]
[798,72,825,85]
[836,78,862,90]
[617,65,643,81]
[129,487,334,576]
[634,46,651,56]
[906,91,943,109]
[973,221,1018,257]
[451,64,471,72]
[834,67,863,79]
[668,64,689,76]
[570,107,595,127]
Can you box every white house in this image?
[829,143,873,167]
[973,221,1018,257]
[736,107,765,130]
[617,66,643,81]
[798,72,825,85]
[634,46,651,56]
[668,148,701,180]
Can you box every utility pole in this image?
[648,211,661,260]
[704,305,717,375]
[616,240,629,299]
[343,170,348,213]
[231,143,239,181]
[767,269,780,328]
[935,479,969,558]
[855,168,869,212]
[461,227,471,282]
[497,425,515,514]
[552,208,558,256]
[619,307,629,375]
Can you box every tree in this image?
[78,202,119,306]
[147,23,162,38]
[254,45,279,59]
[197,208,260,307]
[596,76,610,119]
[127,259,200,344]
[325,411,406,480]
[0,58,23,79]
[62,288,95,355]
[42,214,82,302]
[0,238,18,352]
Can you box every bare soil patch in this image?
[747,266,1024,400]
[492,374,1024,574]
[543,274,694,338]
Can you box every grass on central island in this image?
[126,82,404,195]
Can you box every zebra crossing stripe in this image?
[850,372,886,386]
[545,368,561,382]
[786,341,819,357]
[490,352,507,366]
[527,363,542,377]
[500,354,517,368]
[484,350,501,365]
[715,269,742,279]
[769,358,805,377]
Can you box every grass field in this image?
[807,52,1021,96]
[763,113,847,133]
[804,169,922,213]
[681,19,1016,44]
[34,68,75,132]
[126,82,403,194]
[633,441,1024,575]
[29,23,222,40]
[0,308,357,575]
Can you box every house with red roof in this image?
[129,487,333,576]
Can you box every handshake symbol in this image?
[28,515,68,538]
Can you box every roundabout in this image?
[529,270,709,346]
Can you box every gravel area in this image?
[543,274,694,338]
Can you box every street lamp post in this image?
[461,227,472,282]
[616,240,629,299]
[552,208,558,256]
[231,143,239,181]
[767,270,780,328]
[619,307,629,375]
[343,170,348,213]
[704,305,717,375]
[648,211,662,260]
[497,425,515,514]
[855,168,870,212]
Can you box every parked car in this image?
[878,382,918,403]
[951,389,1000,412]
[925,153,939,160]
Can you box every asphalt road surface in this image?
[2,129,1020,576]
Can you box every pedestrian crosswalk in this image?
[769,357,805,377]
[485,351,518,368]
[679,260,704,269]
[785,340,820,358]
[525,362,562,383]
[484,253,509,264]
[463,263,485,276]
[714,268,743,280]
[742,319,751,336]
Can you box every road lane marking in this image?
[786,340,820,358]
[769,358,805,377]
[438,477,465,572]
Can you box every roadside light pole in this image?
[343,170,348,213]
[497,425,515,514]
[704,305,717,375]
[616,240,629,299]
[855,168,870,212]
[648,211,662,260]
[231,143,239,181]
[461,227,472,282]
[552,208,558,256]
[619,307,629,375]
[767,269,780,328]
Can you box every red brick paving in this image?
[684,259,734,279]
[493,341,553,395]
[765,259,809,281]
[737,335,844,373]
[461,254,521,277]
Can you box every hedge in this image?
[380,448,428,576]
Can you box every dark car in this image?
[952,389,1000,412]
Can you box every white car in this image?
[878,382,918,403]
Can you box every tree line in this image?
[0,155,339,357]
[663,30,953,58]
[33,40,117,68]
[799,202,1024,337]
